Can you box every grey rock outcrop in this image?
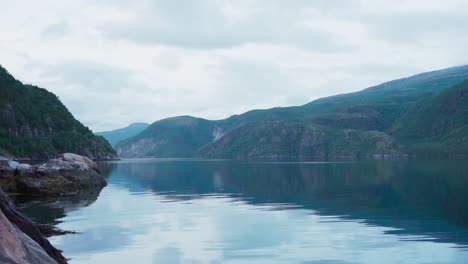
[0,153,107,196]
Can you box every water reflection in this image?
[19,159,468,263]
[103,159,468,245]
[13,187,103,225]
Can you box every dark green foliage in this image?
[0,65,116,160]
[394,79,468,154]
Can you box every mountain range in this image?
[114,65,468,159]
[2,62,466,161]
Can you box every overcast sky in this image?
[1,0,467,132]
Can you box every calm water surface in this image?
[16,159,468,263]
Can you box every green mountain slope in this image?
[202,79,468,159]
[394,79,468,155]
[0,66,116,160]
[116,116,219,158]
[201,121,400,159]
[96,122,149,147]
[117,65,468,159]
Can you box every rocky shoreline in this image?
[0,153,107,196]
[0,153,109,264]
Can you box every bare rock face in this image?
[0,188,67,264]
[0,153,107,196]
[0,208,58,264]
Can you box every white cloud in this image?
[0,0,467,131]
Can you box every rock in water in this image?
[1,153,107,196]
[0,188,67,263]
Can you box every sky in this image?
[1,0,467,132]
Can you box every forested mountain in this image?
[116,65,468,159]
[116,117,218,158]
[0,66,116,160]
[394,79,468,155]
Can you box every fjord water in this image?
[19,159,468,263]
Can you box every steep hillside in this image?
[394,79,468,155]
[96,122,149,147]
[201,121,400,159]
[117,65,468,159]
[0,66,116,160]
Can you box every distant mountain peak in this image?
[96,122,150,147]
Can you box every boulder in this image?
[7,160,19,169]
[0,158,19,169]
[16,164,35,177]
[61,153,99,172]
[0,159,22,178]
[0,153,107,196]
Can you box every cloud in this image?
[41,22,69,40]
[99,0,351,52]
[39,61,135,92]
[0,0,467,131]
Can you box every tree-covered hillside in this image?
[201,121,399,159]
[394,79,468,155]
[0,65,116,160]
